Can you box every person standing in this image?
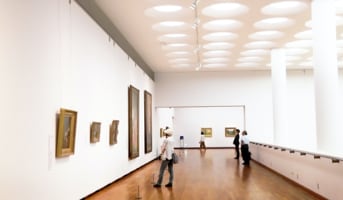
[154,128,175,188]
[233,129,240,159]
[199,131,206,150]
[240,130,250,166]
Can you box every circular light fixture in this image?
[162,43,193,51]
[152,21,189,32]
[244,41,276,49]
[203,57,230,63]
[254,17,294,29]
[203,19,243,31]
[203,42,235,50]
[202,2,249,18]
[238,57,264,62]
[202,32,238,41]
[249,30,284,40]
[158,33,189,42]
[153,5,182,12]
[203,50,231,57]
[294,30,312,39]
[240,49,270,56]
[262,1,308,16]
[166,51,192,58]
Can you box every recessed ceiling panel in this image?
[202,2,249,18]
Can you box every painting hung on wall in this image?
[128,85,139,159]
[56,108,77,158]
[110,120,119,145]
[201,127,212,137]
[144,91,152,153]
[225,127,236,137]
[90,122,101,143]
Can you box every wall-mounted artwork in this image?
[160,128,164,138]
[201,127,212,137]
[128,85,139,159]
[90,122,101,143]
[56,108,77,158]
[110,120,119,145]
[225,127,236,137]
[144,91,152,153]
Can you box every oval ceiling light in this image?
[240,49,270,56]
[166,51,192,58]
[171,63,193,68]
[168,58,193,64]
[152,21,189,32]
[203,63,228,68]
[294,30,312,39]
[144,4,186,17]
[285,40,312,48]
[202,32,238,41]
[238,56,264,62]
[203,42,235,50]
[249,30,284,40]
[235,62,260,67]
[262,1,308,16]
[244,41,276,49]
[203,50,231,57]
[203,57,230,63]
[203,19,243,31]
[202,2,249,18]
[254,17,294,29]
[162,43,193,51]
[158,33,189,42]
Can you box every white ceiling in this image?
[91,0,343,73]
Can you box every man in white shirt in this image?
[240,130,250,166]
[154,128,175,188]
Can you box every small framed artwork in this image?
[56,108,77,158]
[90,122,101,143]
[144,91,152,153]
[128,85,139,159]
[225,127,236,137]
[160,128,164,138]
[201,127,212,137]
[110,120,119,145]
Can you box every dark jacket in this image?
[233,134,240,146]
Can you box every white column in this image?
[271,48,288,146]
[312,0,342,156]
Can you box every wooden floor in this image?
[84,149,324,200]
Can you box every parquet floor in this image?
[84,149,324,200]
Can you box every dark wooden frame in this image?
[90,122,101,143]
[56,108,77,157]
[225,127,236,137]
[128,85,139,159]
[110,120,119,145]
[144,91,152,153]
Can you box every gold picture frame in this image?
[90,122,101,143]
[201,127,212,137]
[56,108,77,158]
[110,120,119,145]
[128,85,139,159]
[144,91,152,153]
[225,127,236,137]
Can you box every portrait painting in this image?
[128,85,139,159]
[56,108,77,158]
[90,122,101,143]
[144,91,152,153]
[110,120,119,145]
[225,127,236,137]
[201,127,212,137]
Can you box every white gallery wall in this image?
[155,69,343,152]
[0,1,156,200]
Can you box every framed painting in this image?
[144,91,152,153]
[201,127,212,137]
[160,128,164,138]
[90,122,101,143]
[56,108,77,158]
[110,120,119,145]
[225,127,236,137]
[128,85,139,159]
